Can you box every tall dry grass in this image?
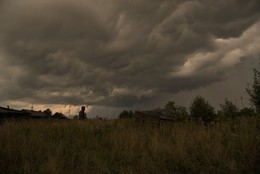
[0,117,259,174]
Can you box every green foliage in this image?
[0,118,259,173]
[164,101,189,121]
[190,96,216,123]
[119,110,134,119]
[246,58,260,113]
[219,99,239,119]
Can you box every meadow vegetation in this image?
[0,117,259,174]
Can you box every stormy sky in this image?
[0,0,260,117]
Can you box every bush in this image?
[246,58,260,114]
[219,99,239,119]
[239,107,256,117]
[119,110,134,119]
[164,101,189,121]
[190,96,216,123]
[43,108,52,117]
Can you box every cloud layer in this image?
[0,0,259,108]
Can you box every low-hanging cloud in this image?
[0,0,259,108]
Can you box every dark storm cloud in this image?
[0,0,259,107]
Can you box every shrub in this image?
[119,110,134,119]
[43,108,52,117]
[246,58,260,114]
[219,99,239,119]
[239,107,256,117]
[190,96,216,123]
[164,101,189,121]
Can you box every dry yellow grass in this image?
[0,117,259,173]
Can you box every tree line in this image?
[119,58,260,123]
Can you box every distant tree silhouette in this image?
[239,107,256,117]
[246,58,260,114]
[43,108,52,117]
[190,96,216,124]
[219,99,239,119]
[164,101,189,121]
[119,110,134,119]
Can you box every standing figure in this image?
[79,106,87,120]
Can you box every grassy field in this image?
[0,117,259,174]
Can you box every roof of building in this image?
[0,107,25,114]
[134,109,175,121]
[134,109,161,118]
[52,112,68,119]
[0,107,30,119]
[22,109,49,118]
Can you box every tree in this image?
[219,99,239,119]
[246,59,260,114]
[164,101,177,114]
[190,96,216,123]
[239,107,256,117]
[43,108,52,117]
[119,110,134,119]
[164,101,189,121]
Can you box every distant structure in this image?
[79,106,87,120]
[0,106,30,120]
[22,109,50,119]
[133,109,175,126]
[52,112,68,119]
[0,106,68,121]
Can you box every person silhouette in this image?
[79,106,87,120]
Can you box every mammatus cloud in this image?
[0,0,259,113]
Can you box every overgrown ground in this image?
[0,117,259,174]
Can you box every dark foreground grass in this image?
[0,117,259,174]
